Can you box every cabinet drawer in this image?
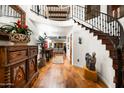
[29,47,38,56]
[8,50,27,63]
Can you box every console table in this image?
[0,45,39,88]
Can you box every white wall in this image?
[119,17,124,29]
[37,23,73,37]
[0,16,19,26]
[101,5,107,13]
[66,27,73,62]
[69,23,115,88]
[20,6,40,45]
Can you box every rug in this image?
[52,55,64,64]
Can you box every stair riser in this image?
[98,35,108,40]
[113,62,119,70]
[106,45,114,51]
[85,27,88,30]
[102,39,112,45]
[110,54,117,59]
[89,30,94,33]
[110,50,117,56]
[112,60,124,69]
[93,32,107,36]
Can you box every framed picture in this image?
[78,37,82,44]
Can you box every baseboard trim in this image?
[98,73,115,88]
[97,74,109,88]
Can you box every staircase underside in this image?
[74,20,123,87]
[47,5,70,21]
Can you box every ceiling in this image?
[37,23,73,37]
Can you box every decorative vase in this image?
[9,33,30,43]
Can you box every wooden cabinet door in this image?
[11,62,26,88]
[28,57,37,78]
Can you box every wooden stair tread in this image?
[102,39,113,45]
[47,5,58,7]
[49,11,68,13]
[49,16,67,18]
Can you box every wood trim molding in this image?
[9,5,26,25]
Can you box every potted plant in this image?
[37,33,47,68]
[0,20,32,43]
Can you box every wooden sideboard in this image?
[0,45,39,88]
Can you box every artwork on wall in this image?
[78,37,82,44]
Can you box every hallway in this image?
[33,55,107,88]
[0,4,124,88]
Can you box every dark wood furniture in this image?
[0,45,39,88]
[44,48,53,61]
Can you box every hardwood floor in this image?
[33,55,107,88]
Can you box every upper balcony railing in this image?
[30,5,47,18]
[31,5,124,49]
[30,5,71,21]
[0,5,21,18]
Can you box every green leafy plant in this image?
[38,33,47,46]
[0,20,32,35]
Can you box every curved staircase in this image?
[72,5,124,88]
